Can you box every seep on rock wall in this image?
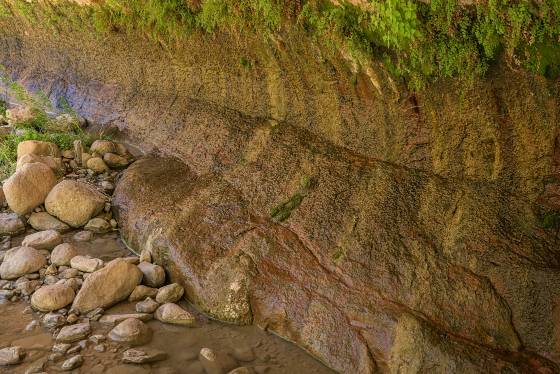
[1,12,560,374]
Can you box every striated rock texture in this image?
[114,155,560,373]
[1,9,560,374]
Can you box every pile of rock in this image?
[2,138,130,231]
[0,138,256,373]
[0,230,199,371]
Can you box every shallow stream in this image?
[0,230,334,374]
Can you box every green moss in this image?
[1,0,558,88]
[240,56,252,69]
[271,174,315,222]
[541,211,560,230]
[299,0,560,88]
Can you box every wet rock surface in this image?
[114,156,560,373]
[0,139,330,373]
[0,233,332,373]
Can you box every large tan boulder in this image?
[0,246,46,280]
[28,212,70,232]
[17,140,60,160]
[3,162,57,215]
[72,259,143,313]
[45,180,106,227]
[31,284,75,312]
[16,153,63,174]
[90,140,116,156]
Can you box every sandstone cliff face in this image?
[1,14,560,374]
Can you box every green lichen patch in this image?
[271,174,315,222]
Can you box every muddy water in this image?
[0,231,335,374]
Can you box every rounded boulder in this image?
[31,284,75,312]
[3,162,57,215]
[45,180,106,228]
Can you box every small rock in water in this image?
[0,246,47,280]
[122,348,168,364]
[0,346,23,366]
[24,320,39,332]
[43,312,66,328]
[28,212,70,233]
[52,343,72,354]
[61,354,83,371]
[89,334,105,344]
[108,318,152,346]
[0,290,14,300]
[137,262,165,287]
[31,284,75,312]
[48,352,63,362]
[156,283,184,304]
[70,256,103,273]
[51,243,78,266]
[73,230,94,242]
[0,213,25,236]
[232,346,256,362]
[25,357,47,373]
[66,344,82,355]
[129,285,158,302]
[56,322,91,343]
[135,297,158,314]
[84,218,111,233]
[22,230,63,250]
[99,313,153,325]
[71,259,142,313]
[199,348,238,374]
[228,368,253,374]
[155,303,195,326]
